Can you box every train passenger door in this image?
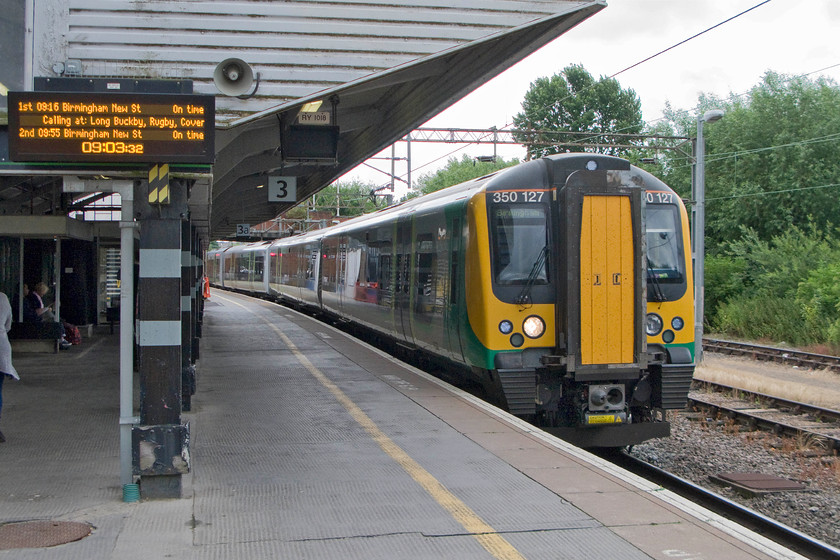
[394,216,413,344]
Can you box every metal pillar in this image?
[694,120,705,365]
[692,109,724,365]
[53,239,61,321]
[117,182,137,488]
[181,222,196,412]
[192,227,203,361]
[134,178,190,499]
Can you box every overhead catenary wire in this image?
[383,0,780,185]
[704,182,840,202]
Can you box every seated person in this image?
[27,282,70,350]
[18,284,38,322]
[28,282,56,322]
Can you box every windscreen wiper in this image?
[647,257,667,302]
[516,245,548,307]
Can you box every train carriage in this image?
[209,153,695,447]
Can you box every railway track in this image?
[608,451,840,560]
[688,381,840,451]
[704,338,840,372]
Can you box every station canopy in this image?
[0,0,604,244]
[212,2,602,239]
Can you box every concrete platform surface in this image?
[0,290,806,559]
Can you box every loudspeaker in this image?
[213,58,254,96]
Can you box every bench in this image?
[8,322,63,353]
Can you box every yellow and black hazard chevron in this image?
[148,164,170,204]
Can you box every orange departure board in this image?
[8,91,215,163]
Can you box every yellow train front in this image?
[467,153,695,447]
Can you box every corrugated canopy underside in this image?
[210,3,602,238]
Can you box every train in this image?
[206,153,695,447]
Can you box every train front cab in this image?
[473,154,694,447]
[643,182,696,416]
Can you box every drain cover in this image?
[711,472,807,497]
[0,520,92,550]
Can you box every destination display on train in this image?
[8,91,215,164]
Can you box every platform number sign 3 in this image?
[269,176,297,202]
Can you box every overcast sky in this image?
[341,0,840,196]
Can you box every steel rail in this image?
[687,390,840,451]
[692,380,840,424]
[609,451,840,560]
[704,338,840,372]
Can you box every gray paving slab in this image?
[0,291,803,559]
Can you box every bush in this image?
[713,296,808,345]
[704,254,748,327]
[796,262,840,345]
[725,223,834,299]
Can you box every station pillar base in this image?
[140,475,182,499]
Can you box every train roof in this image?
[270,167,502,246]
[267,153,678,247]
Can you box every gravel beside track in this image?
[630,407,840,550]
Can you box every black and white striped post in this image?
[133,167,191,499]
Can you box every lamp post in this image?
[693,109,724,364]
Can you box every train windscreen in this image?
[491,205,549,286]
[646,204,685,283]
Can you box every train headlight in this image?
[663,330,675,343]
[522,315,545,339]
[671,316,685,330]
[645,313,663,336]
[499,320,514,335]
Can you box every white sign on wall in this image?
[268,176,297,202]
[297,112,331,125]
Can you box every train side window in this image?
[306,247,318,282]
[379,253,392,292]
[450,218,460,304]
[416,235,435,298]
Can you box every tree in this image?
[404,154,518,200]
[659,72,840,252]
[310,180,384,217]
[282,180,384,222]
[512,64,644,159]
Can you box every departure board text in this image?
[8,91,215,163]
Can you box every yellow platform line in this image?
[219,294,526,560]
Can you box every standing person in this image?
[0,291,20,443]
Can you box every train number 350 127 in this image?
[492,191,545,203]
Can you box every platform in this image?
[0,290,806,559]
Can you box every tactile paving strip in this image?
[0,520,92,550]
